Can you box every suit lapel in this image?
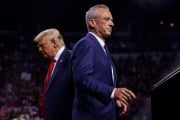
[46,49,67,91]
[87,33,109,62]
[87,33,117,86]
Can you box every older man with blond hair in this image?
[34,28,74,120]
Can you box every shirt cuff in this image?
[110,88,116,99]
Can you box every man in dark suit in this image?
[34,28,74,120]
[71,4,136,120]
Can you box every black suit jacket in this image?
[46,48,74,120]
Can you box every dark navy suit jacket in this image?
[46,49,74,120]
[71,33,118,120]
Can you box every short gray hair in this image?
[85,4,109,28]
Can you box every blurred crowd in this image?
[0,34,179,120]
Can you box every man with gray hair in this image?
[34,28,74,120]
[71,4,136,120]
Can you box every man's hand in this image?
[114,88,136,116]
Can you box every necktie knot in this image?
[48,60,56,74]
[48,59,56,77]
[104,45,110,55]
[104,45,110,53]
[104,44,107,50]
[50,59,56,66]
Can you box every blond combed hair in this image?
[34,28,66,47]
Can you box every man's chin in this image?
[43,55,48,59]
[105,33,112,37]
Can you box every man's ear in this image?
[50,39,57,47]
[88,19,96,28]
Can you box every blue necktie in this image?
[104,45,115,83]
[104,45,113,63]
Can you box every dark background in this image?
[0,0,180,52]
[0,0,180,32]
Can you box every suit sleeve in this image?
[72,41,114,103]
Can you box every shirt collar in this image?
[54,46,65,61]
[89,32,105,48]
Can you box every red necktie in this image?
[44,60,56,92]
[40,60,55,120]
